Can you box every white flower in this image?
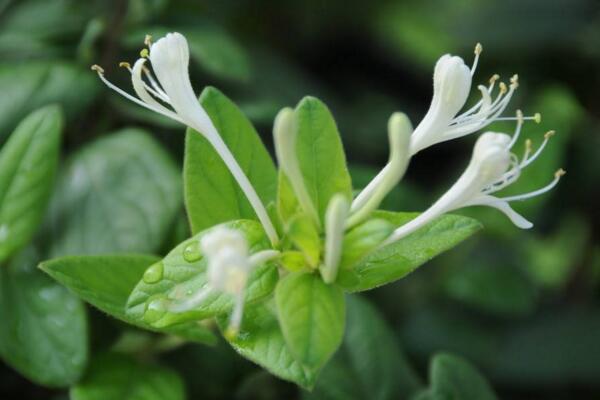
[409,43,539,155]
[91,33,278,245]
[384,119,564,245]
[170,226,278,336]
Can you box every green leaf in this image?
[40,254,216,344]
[46,129,181,257]
[306,296,422,400]
[70,352,185,400]
[184,87,277,234]
[294,97,352,222]
[0,106,62,262]
[275,272,345,370]
[340,218,395,270]
[428,353,497,400]
[0,247,87,387]
[338,211,481,292]
[286,213,321,267]
[126,220,278,328]
[0,62,97,140]
[218,301,318,389]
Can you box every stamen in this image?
[144,34,152,47]
[471,42,483,76]
[520,130,555,168]
[140,48,149,58]
[534,113,542,123]
[91,64,104,74]
[507,110,524,148]
[119,61,131,69]
[499,169,565,202]
[510,74,519,89]
[489,74,500,85]
[499,82,507,94]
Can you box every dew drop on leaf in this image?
[143,296,168,325]
[142,262,164,284]
[183,241,202,262]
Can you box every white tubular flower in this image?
[321,194,350,284]
[91,33,278,245]
[171,227,279,336]
[409,43,540,155]
[385,121,565,245]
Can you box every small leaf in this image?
[276,171,300,225]
[70,352,185,400]
[428,353,497,400]
[275,272,345,370]
[218,301,318,389]
[338,211,481,292]
[306,296,422,400]
[126,220,278,328]
[0,247,87,387]
[0,106,62,262]
[46,129,181,257]
[40,254,216,344]
[184,87,277,234]
[294,97,352,222]
[340,218,394,270]
[286,213,321,267]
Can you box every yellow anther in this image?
[510,74,519,89]
[525,139,532,152]
[144,34,152,47]
[489,74,500,84]
[119,62,131,69]
[474,42,483,55]
[544,130,555,139]
[534,113,542,124]
[555,168,566,178]
[516,109,524,122]
[91,64,104,74]
[140,48,149,58]
[499,82,507,93]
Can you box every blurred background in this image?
[0,0,599,399]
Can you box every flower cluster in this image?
[93,33,563,332]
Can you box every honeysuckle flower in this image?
[348,112,412,227]
[91,32,279,245]
[170,227,279,336]
[321,194,350,283]
[409,43,540,155]
[384,120,564,245]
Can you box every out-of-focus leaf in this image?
[0,106,62,262]
[275,272,345,370]
[306,296,422,400]
[40,254,216,344]
[427,353,497,400]
[70,352,185,400]
[0,62,98,140]
[338,211,481,292]
[0,247,87,387]
[126,220,277,329]
[46,129,181,257]
[184,87,276,233]
[126,0,168,25]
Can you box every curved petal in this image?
[467,195,533,229]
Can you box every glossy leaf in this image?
[184,87,277,234]
[40,254,216,344]
[0,106,62,262]
[0,247,87,387]
[70,352,185,400]
[338,211,481,292]
[126,220,277,328]
[428,353,497,400]
[46,129,181,257]
[275,272,345,370]
[294,97,352,222]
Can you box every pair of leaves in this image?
[70,352,185,400]
[0,105,62,263]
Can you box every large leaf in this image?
[126,220,278,328]
[293,97,352,222]
[70,352,185,400]
[218,301,318,389]
[40,254,216,344]
[306,296,422,400]
[0,247,87,387]
[184,87,277,234]
[45,129,181,257]
[275,272,345,370]
[0,106,62,262]
[338,211,481,292]
[0,62,97,140]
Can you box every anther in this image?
[525,139,532,152]
[510,74,519,89]
[516,109,524,122]
[499,82,507,93]
[474,43,483,55]
[489,74,500,84]
[91,64,104,74]
[534,113,542,124]
[555,168,566,178]
[544,130,555,139]
[119,62,131,69]
[144,34,152,47]
[140,48,149,58]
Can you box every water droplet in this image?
[183,241,202,262]
[0,224,9,242]
[143,296,168,325]
[143,262,164,284]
